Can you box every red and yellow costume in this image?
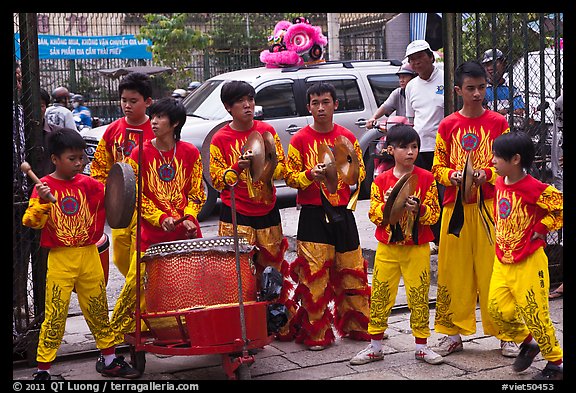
[91,118,154,277]
[110,140,205,344]
[432,110,509,337]
[285,124,370,347]
[367,166,439,340]
[210,120,296,339]
[23,175,115,365]
[488,175,563,362]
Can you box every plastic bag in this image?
[260,266,283,301]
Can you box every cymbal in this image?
[333,135,360,185]
[318,143,338,194]
[259,131,278,184]
[382,173,418,227]
[461,150,476,204]
[105,162,136,229]
[243,131,266,182]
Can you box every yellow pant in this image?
[37,246,115,363]
[434,200,503,338]
[369,242,431,338]
[110,211,137,277]
[109,250,147,345]
[489,248,563,362]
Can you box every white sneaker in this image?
[434,335,463,356]
[350,344,384,365]
[501,340,520,358]
[415,346,444,365]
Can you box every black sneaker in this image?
[33,371,51,380]
[533,363,563,380]
[512,341,540,372]
[101,356,141,379]
[96,355,105,373]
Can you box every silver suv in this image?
[81,59,402,220]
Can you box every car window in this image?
[367,74,400,107]
[255,82,298,119]
[305,78,364,112]
[182,80,229,120]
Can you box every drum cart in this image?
[121,130,274,380]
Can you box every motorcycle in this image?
[369,116,412,179]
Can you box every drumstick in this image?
[173,214,191,226]
[20,161,57,203]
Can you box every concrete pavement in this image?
[12,199,564,383]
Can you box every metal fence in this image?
[13,12,563,363]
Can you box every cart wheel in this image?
[129,346,146,374]
[235,363,251,380]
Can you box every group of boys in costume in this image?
[22,24,562,380]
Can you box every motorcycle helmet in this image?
[172,89,188,99]
[187,81,201,91]
[396,63,417,76]
[51,86,70,103]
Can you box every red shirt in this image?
[433,110,509,205]
[285,124,365,207]
[128,140,205,251]
[494,175,563,264]
[369,165,439,245]
[23,174,105,248]
[91,117,154,184]
[209,120,286,216]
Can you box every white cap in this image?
[405,40,432,58]
[481,49,504,64]
[172,88,188,98]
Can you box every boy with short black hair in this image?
[109,97,205,347]
[23,128,140,380]
[210,80,296,340]
[284,82,371,350]
[490,131,563,380]
[431,60,519,357]
[91,71,155,279]
[350,124,443,365]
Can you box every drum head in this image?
[318,143,338,194]
[105,162,136,229]
[333,135,359,185]
[382,173,417,227]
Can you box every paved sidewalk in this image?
[13,200,564,383]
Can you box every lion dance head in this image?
[260,17,328,68]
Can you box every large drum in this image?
[142,236,257,314]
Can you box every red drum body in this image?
[142,237,257,314]
[96,233,110,285]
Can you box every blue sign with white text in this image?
[14,34,152,60]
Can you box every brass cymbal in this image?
[461,150,476,204]
[318,143,338,194]
[243,131,266,182]
[259,131,278,184]
[333,135,359,185]
[382,173,418,227]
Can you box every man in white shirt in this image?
[404,40,445,252]
[45,86,78,131]
[404,40,445,171]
